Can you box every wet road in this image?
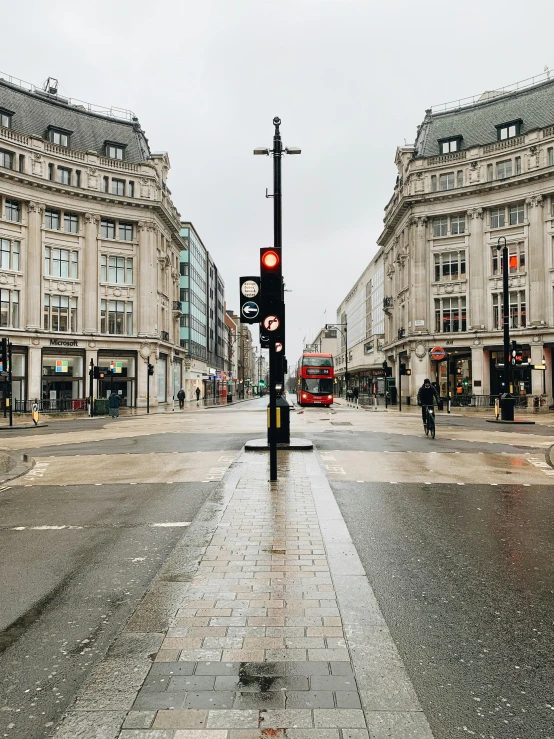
[0,406,260,739]
[314,403,554,738]
[1,399,553,738]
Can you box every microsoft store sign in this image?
[50,339,79,347]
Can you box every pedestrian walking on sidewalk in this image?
[353,386,359,406]
[108,391,120,419]
[177,388,185,409]
[195,386,201,404]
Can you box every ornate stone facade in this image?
[0,76,184,408]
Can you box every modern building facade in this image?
[334,253,386,398]
[377,71,554,406]
[178,222,229,401]
[0,73,183,409]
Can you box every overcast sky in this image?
[5,0,554,363]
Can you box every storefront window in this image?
[97,353,136,406]
[42,352,84,406]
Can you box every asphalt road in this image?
[315,408,554,739]
[0,409,253,739]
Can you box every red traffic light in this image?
[261,250,280,270]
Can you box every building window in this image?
[5,199,20,222]
[0,149,13,169]
[101,299,133,334]
[128,180,134,197]
[48,163,54,181]
[75,170,81,187]
[44,294,77,332]
[434,251,466,282]
[45,208,61,230]
[103,176,109,193]
[101,219,116,239]
[0,239,20,271]
[49,129,69,147]
[0,111,12,128]
[515,156,521,174]
[101,255,133,284]
[119,222,133,241]
[487,163,493,181]
[112,179,125,196]
[105,143,124,160]
[439,172,455,191]
[45,247,78,279]
[64,212,79,233]
[490,207,505,229]
[439,138,461,154]
[493,291,526,329]
[434,296,466,333]
[497,121,521,140]
[431,175,437,192]
[0,289,19,328]
[57,167,71,185]
[433,217,448,238]
[492,243,525,275]
[451,214,466,235]
[18,154,24,173]
[509,203,525,225]
[497,160,512,179]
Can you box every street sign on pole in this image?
[239,276,262,324]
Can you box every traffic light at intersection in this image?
[260,247,284,348]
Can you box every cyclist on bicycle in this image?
[417,378,440,426]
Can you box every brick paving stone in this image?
[153,709,208,729]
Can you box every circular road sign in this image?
[275,342,283,352]
[263,315,280,331]
[429,346,446,361]
[241,280,259,298]
[242,301,259,319]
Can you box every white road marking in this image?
[150,522,190,528]
[5,522,191,531]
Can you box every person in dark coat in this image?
[417,378,440,424]
[177,388,185,409]
[195,387,201,403]
[108,391,120,419]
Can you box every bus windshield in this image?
[302,379,333,394]
[302,357,333,367]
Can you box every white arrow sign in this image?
[242,301,259,318]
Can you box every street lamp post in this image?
[254,118,300,481]
[497,236,511,418]
[325,323,348,397]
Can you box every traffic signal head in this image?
[260,247,282,304]
[147,363,154,376]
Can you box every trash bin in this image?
[227,394,233,404]
[500,393,515,422]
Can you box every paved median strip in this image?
[53,450,434,738]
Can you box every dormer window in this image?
[438,137,462,154]
[48,127,71,147]
[105,142,125,160]
[0,109,13,129]
[496,120,522,141]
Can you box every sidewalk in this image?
[53,448,433,739]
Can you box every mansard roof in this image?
[0,77,150,162]
[415,77,554,157]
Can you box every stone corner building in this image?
[0,74,184,409]
[379,72,554,405]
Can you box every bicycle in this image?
[422,404,436,439]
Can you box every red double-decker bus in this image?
[296,353,334,407]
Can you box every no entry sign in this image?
[429,346,446,361]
